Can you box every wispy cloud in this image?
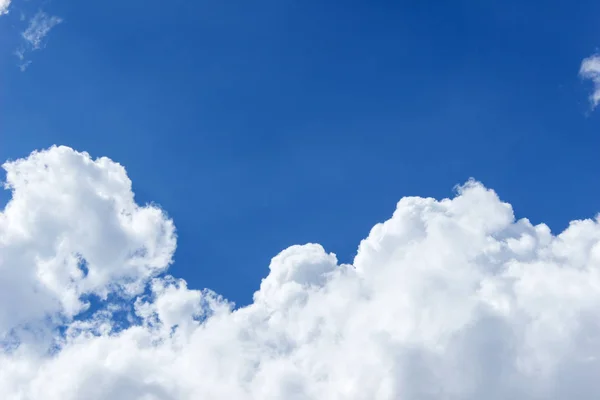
[0,0,10,15]
[580,54,600,109]
[22,11,62,49]
[16,10,62,71]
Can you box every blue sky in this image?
[2,0,600,308]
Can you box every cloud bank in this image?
[2,145,600,399]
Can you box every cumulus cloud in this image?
[0,146,176,343]
[0,0,10,15]
[3,145,600,398]
[580,54,600,108]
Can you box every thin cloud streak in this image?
[22,11,62,49]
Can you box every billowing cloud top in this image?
[2,146,600,399]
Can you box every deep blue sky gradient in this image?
[2,0,600,305]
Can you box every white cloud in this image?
[3,146,600,398]
[0,146,176,341]
[0,0,10,15]
[580,54,600,109]
[15,10,62,70]
[22,11,62,49]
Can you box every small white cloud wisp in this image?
[22,11,62,49]
[2,145,600,399]
[580,54,600,109]
[15,10,62,70]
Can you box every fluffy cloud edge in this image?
[580,54,600,109]
[0,0,10,15]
